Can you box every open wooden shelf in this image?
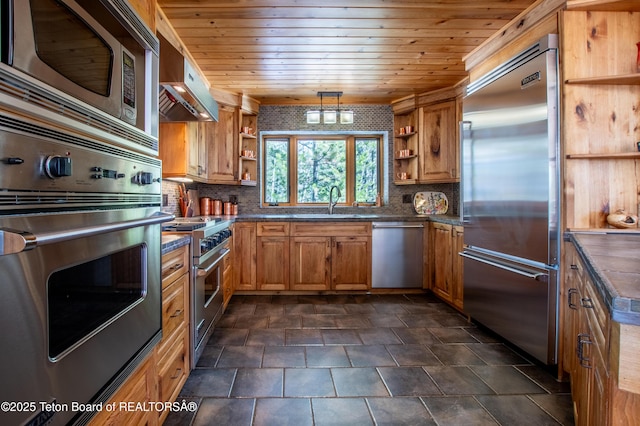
[566,0,640,11]
[566,152,640,160]
[565,73,640,85]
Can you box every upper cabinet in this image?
[392,87,462,185]
[159,105,258,185]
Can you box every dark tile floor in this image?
[165,293,574,426]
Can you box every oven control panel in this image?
[0,128,161,195]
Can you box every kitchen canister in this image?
[212,199,222,215]
[199,197,211,216]
[223,201,232,215]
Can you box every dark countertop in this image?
[161,234,191,255]
[230,213,463,225]
[568,232,640,326]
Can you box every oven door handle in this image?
[196,248,230,277]
[0,212,174,256]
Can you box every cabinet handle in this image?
[171,263,184,270]
[170,309,184,318]
[581,297,594,309]
[576,333,592,368]
[170,368,183,380]
[568,288,578,309]
[570,264,578,270]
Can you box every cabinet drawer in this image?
[291,222,371,236]
[581,276,609,363]
[157,332,189,419]
[161,245,189,289]
[257,222,290,236]
[162,274,188,342]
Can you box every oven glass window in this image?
[30,0,113,96]
[48,244,146,360]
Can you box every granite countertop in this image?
[231,213,463,225]
[161,234,191,255]
[568,232,640,326]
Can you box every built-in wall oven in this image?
[163,218,232,368]
[0,113,171,426]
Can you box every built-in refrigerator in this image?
[460,35,560,365]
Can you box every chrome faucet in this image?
[328,185,341,214]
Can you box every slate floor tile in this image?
[322,329,363,345]
[377,366,442,396]
[357,328,403,345]
[476,394,564,425]
[179,369,236,397]
[216,345,264,368]
[305,346,351,367]
[470,365,547,394]
[262,346,306,367]
[245,329,285,346]
[366,397,436,425]
[284,368,336,397]
[285,329,323,345]
[422,396,498,425]
[345,345,397,367]
[429,344,486,366]
[253,398,313,426]
[424,366,495,395]
[192,398,255,426]
[312,398,374,426]
[386,344,442,366]
[331,367,389,397]
[230,368,283,397]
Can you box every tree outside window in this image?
[262,135,382,207]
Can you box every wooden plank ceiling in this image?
[157,0,538,105]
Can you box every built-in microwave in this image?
[0,0,159,155]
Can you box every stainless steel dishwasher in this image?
[371,222,424,288]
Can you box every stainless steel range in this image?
[163,217,232,368]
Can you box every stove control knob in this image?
[133,171,155,186]
[44,155,72,179]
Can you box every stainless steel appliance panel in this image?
[462,248,558,364]
[462,46,559,266]
[372,222,424,288]
[0,208,167,426]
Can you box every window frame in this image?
[261,133,384,208]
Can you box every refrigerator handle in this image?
[459,120,472,223]
[460,251,549,282]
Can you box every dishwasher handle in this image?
[372,223,424,229]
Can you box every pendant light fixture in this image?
[306,91,354,124]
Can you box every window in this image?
[263,134,382,207]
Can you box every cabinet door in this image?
[203,106,238,183]
[257,236,290,290]
[290,236,330,291]
[430,223,453,303]
[451,226,464,310]
[234,222,256,290]
[189,122,206,179]
[418,100,458,183]
[331,236,371,290]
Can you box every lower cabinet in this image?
[234,222,257,290]
[290,236,331,290]
[257,222,290,291]
[564,242,640,426]
[428,222,464,310]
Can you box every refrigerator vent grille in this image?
[466,35,558,96]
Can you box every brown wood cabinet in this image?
[222,226,235,307]
[156,244,190,424]
[203,104,238,183]
[417,100,459,182]
[428,222,464,311]
[234,222,257,290]
[565,241,640,426]
[290,236,331,291]
[159,122,205,181]
[257,222,290,290]
[290,222,372,291]
[159,105,245,184]
[391,90,461,185]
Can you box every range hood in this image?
[158,33,218,122]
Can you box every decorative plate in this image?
[413,191,448,215]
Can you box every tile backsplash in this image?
[162,104,459,217]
